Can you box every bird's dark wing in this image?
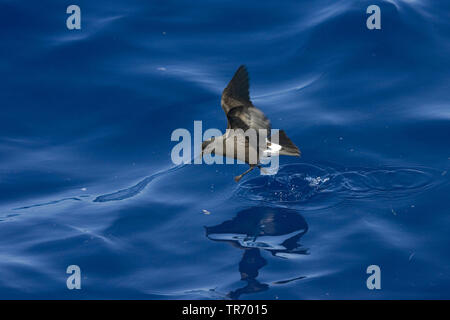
[226,106,271,132]
[221,65,271,132]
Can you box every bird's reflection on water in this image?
[205,206,309,299]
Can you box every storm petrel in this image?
[202,65,300,182]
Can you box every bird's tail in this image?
[271,130,301,157]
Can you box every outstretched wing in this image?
[221,65,271,132]
[221,65,251,113]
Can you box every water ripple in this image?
[235,163,443,209]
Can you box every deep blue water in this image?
[1,0,449,299]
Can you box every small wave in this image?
[93,164,186,202]
[4,164,187,215]
[12,197,82,210]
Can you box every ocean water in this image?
[0,0,449,299]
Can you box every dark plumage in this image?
[202,65,301,182]
[221,66,271,132]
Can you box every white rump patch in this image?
[263,140,282,157]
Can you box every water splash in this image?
[235,163,443,209]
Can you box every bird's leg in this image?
[234,165,257,182]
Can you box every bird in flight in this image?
[202,65,300,182]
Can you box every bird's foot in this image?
[234,175,243,183]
